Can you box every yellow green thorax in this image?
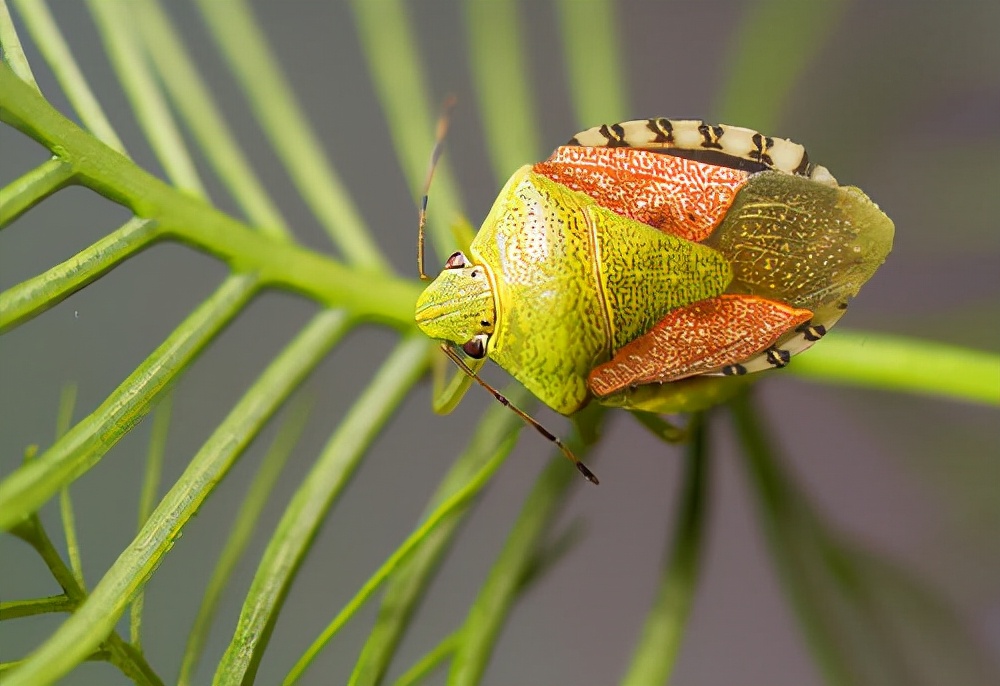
[463,167,732,415]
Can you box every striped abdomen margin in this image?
[567,118,837,186]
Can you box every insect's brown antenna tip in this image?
[576,462,600,485]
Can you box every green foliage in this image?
[1,1,997,685]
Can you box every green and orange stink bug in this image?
[415,118,894,482]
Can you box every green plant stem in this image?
[195,0,383,268]
[389,523,585,686]
[447,406,603,686]
[3,310,351,686]
[88,0,205,196]
[11,0,127,153]
[620,414,708,686]
[788,329,1000,406]
[728,390,851,684]
[178,397,312,686]
[0,217,159,332]
[0,64,422,326]
[0,651,111,676]
[348,386,533,686]
[284,419,521,686]
[0,157,74,229]
[9,513,164,684]
[215,336,429,685]
[393,631,460,686]
[55,384,85,589]
[130,392,174,649]
[0,595,74,620]
[134,0,289,239]
[0,274,258,533]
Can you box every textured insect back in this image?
[563,118,894,379]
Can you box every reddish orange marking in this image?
[588,295,812,397]
[535,147,749,242]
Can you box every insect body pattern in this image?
[415,118,893,478]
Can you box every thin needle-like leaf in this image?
[620,415,708,685]
[555,0,629,127]
[0,157,74,229]
[178,396,312,686]
[0,217,159,332]
[350,0,466,264]
[284,415,521,686]
[55,384,85,589]
[715,0,850,129]
[730,392,1000,686]
[393,632,460,686]
[464,0,540,180]
[0,0,39,89]
[3,310,351,686]
[389,522,586,686]
[348,386,534,686]
[130,393,174,649]
[0,274,258,532]
[448,406,604,686]
[216,336,430,686]
[131,0,290,240]
[87,0,206,196]
[195,0,385,269]
[11,0,127,153]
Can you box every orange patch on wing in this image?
[534,147,749,242]
[588,295,812,397]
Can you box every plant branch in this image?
[216,336,430,686]
[178,396,311,686]
[2,310,352,686]
[0,595,74,620]
[195,0,384,267]
[348,386,534,686]
[88,0,206,195]
[621,414,709,685]
[12,0,127,153]
[134,0,291,240]
[0,63,422,324]
[284,403,521,685]
[787,329,1000,406]
[0,274,258,532]
[351,0,466,263]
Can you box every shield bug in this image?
[415,118,894,481]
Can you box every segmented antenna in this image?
[418,95,457,280]
[440,344,599,485]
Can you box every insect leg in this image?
[441,344,599,485]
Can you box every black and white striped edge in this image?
[567,118,837,186]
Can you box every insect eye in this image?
[462,335,487,359]
[444,251,469,269]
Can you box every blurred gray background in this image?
[1,1,998,684]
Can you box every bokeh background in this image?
[1,1,998,684]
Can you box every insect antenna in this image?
[441,344,600,485]
[417,95,458,280]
